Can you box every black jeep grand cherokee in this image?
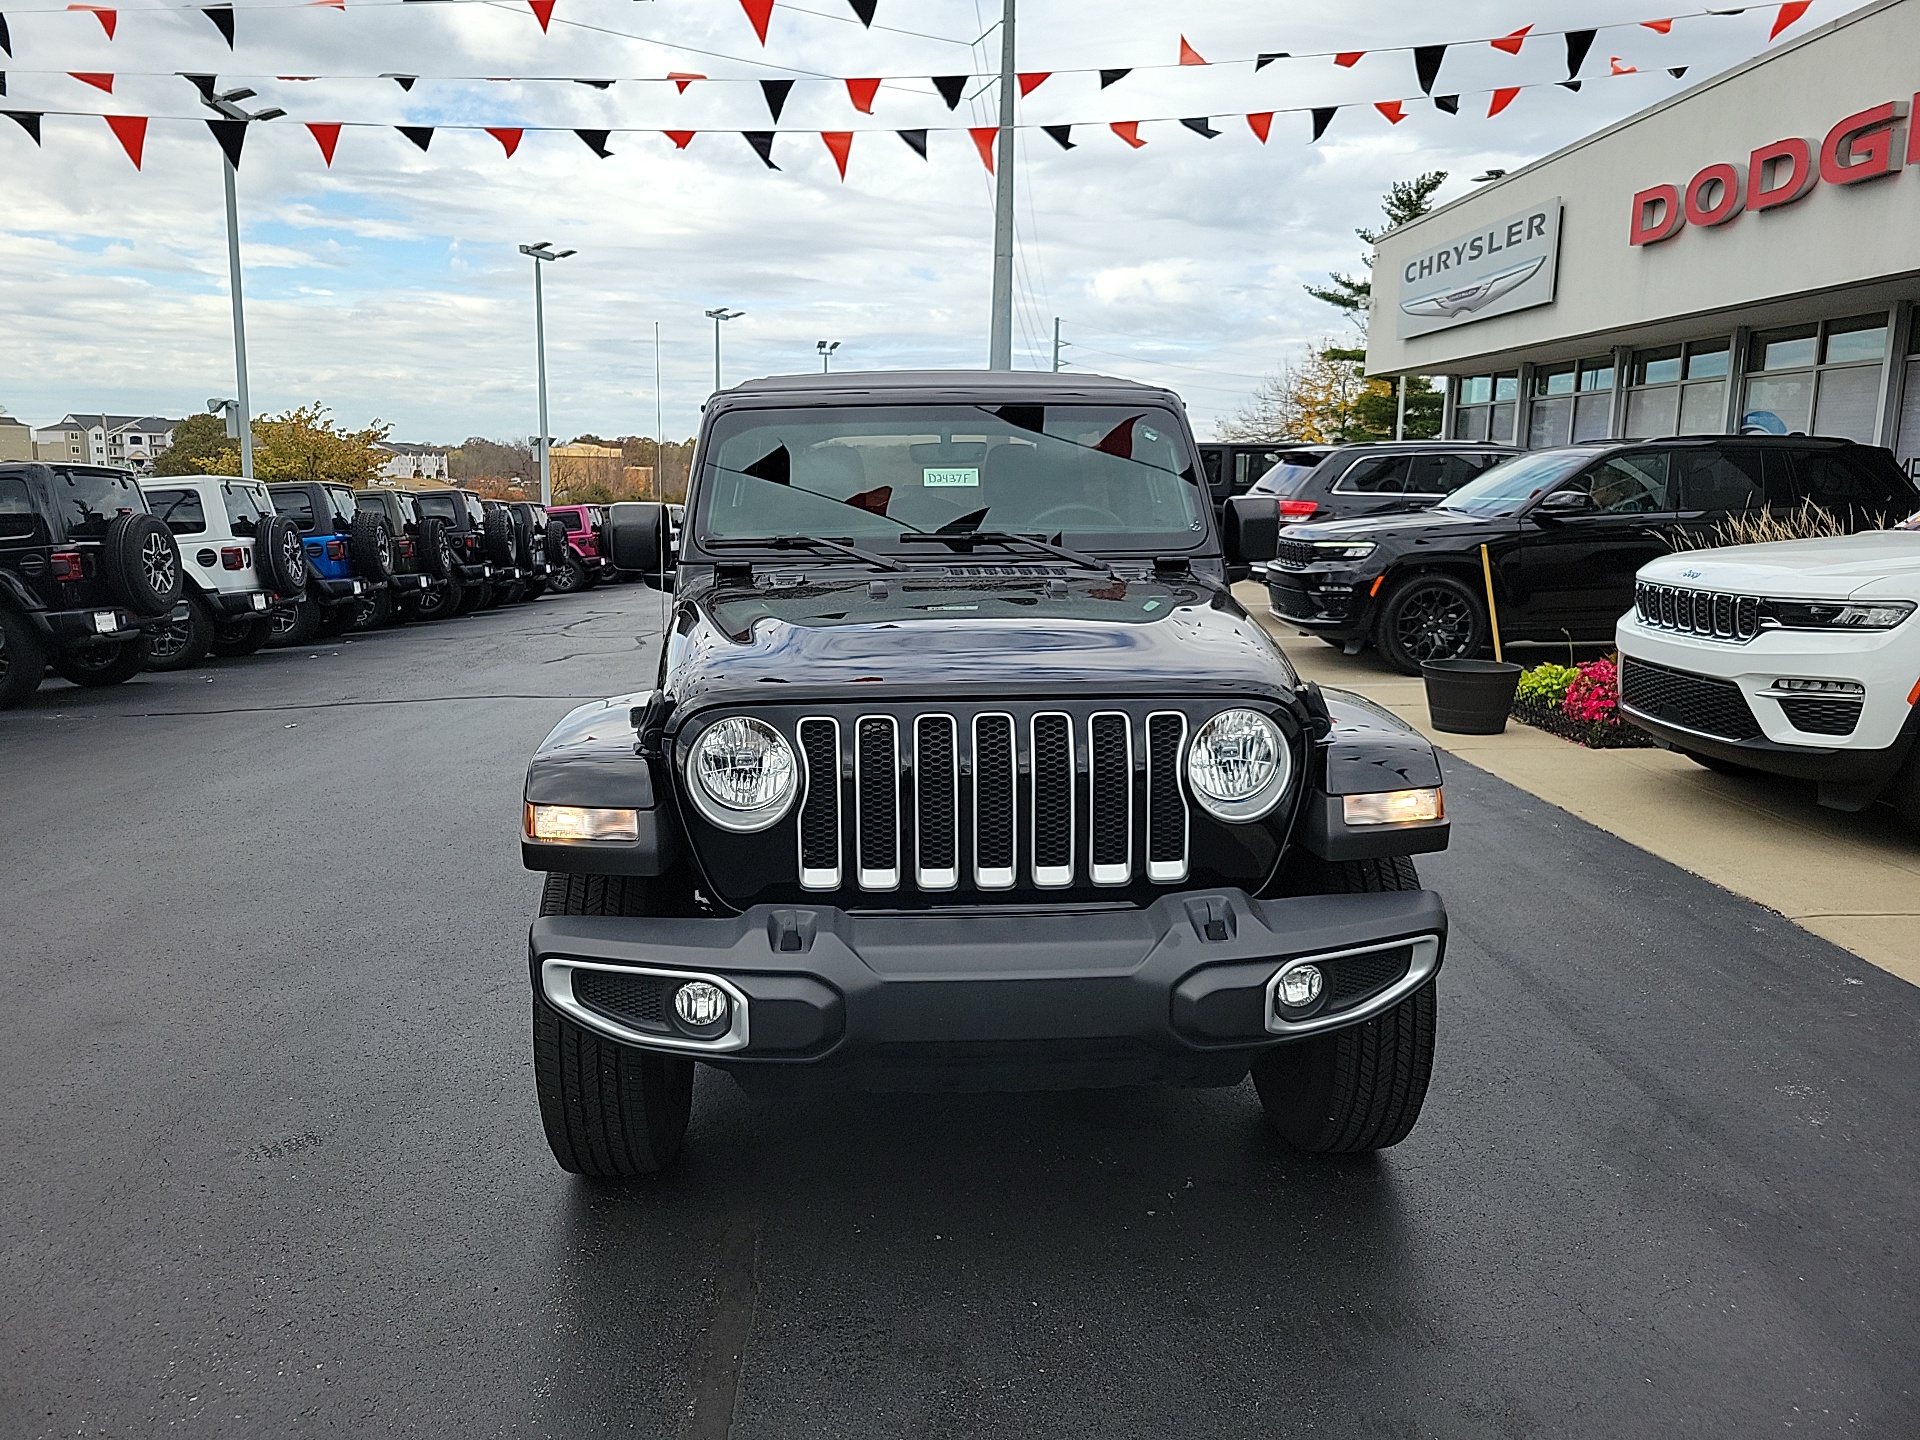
[518,372,1455,1176]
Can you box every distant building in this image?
[31,413,183,471]
[374,442,451,482]
[0,407,29,462]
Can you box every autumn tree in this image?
[152,413,233,476]
[153,404,391,482]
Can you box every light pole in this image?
[816,340,840,373]
[988,0,1016,370]
[196,85,284,480]
[519,241,575,506]
[704,307,743,393]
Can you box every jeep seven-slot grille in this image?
[1635,582,1761,642]
[794,710,1191,896]
[1272,538,1318,571]
[1620,657,1763,741]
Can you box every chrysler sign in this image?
[1394,200,1562,339]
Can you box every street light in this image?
[520,241,575,507]
[817,340,840,373]
[705,307,744,392]
[195,85,284,480]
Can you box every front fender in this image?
[520,691,683,875]
[1297,688,1450,862]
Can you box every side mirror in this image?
[607,501,667,572]
[1223,495,1279,566]
[1537,488,1594,514]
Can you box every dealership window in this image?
[1623,339,1728,440]
[1897,325,1920,477]
[1741,313,1887,443]
[1452,372,1518,442]
[1527,357,1615,448]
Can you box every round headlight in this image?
[1186,708,1292,822]
[687,716,797,831]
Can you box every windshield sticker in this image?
[923,467,980,488]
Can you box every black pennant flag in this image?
[1432,94,1459,114]
[0,74,6,98]
[387,74,418,91]
[1042,124,1073,150]
[0,15,10,57]
[759,78,792,122]
[6,110,40,143]
[1255,52,1289,70]
[182,72,219,102]
[398,126,433,151]
[1559,79,1583,92]
[932,75,966,110]
[847,0,875,25]
[1413,45,1445,95]
[201,6,234,48]
[1180,116,1220,139]
[206,118,246,168]
[573,79,613,90]
[743,130,778,169]
[1310,107,1337,142]
[896,128,927,159]
[1098,68,1130,88]
[576,129,612,158]
[1668,66,1689,78]
[1565,29,1596,79]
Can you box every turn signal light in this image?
[525,803,640,842]
[1343,788,1444,826]
[51,550,83,581]
[1279,500,1321,518]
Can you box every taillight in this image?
[399,539,415,559]
[51,550,84,581]
[221,547,246,570]
[1279,500,1320,519]
[325,539,346,560]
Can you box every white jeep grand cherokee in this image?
[1617,529,1920,831]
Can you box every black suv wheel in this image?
[1374,573,1487,675]
[143,594,214,671]
[50,638,148,689]
[0,605,48,709]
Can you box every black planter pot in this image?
[1421,658,1523,735]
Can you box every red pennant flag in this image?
[487,127,523,157]
[1246,111,1273,143]
[1017,71,1049,96]
[1488,87,1520,116]
[669,72,705,93]
[1110,120,1145,148]
[71,72,114,93]
[1489,25,1531,55]
[1334,51,1364,68]
[968,126,996,173]
[1177,36,1207,66]
[664,130,695,149]
[104,114,145,168]
[1641,19,1672,33]
[307,122,340,165]
[821,130,852,179]
[305,0,345,9]
[1769,1,1810,40]
[845,77,880,113]
[1375,100,1406,124]
[1610,57,1637,74]
[68,5,116,38]
[527,0,553,31]
[739,0,773,44]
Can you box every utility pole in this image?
[987,0,1016,370]
[653,320,663,503]
[1051,316,1066,372]
[519,242,575,507]
[705,307,744,393]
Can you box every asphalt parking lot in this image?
[3,588,1918,1439]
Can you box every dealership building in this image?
[1365,0,1920,474]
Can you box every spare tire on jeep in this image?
[543,518,569,567]
[348,509,394,582]
[102,513,182,617]
[257,514,307,597]
[483,508,516,567]
[417,517,456,579]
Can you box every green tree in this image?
[1303,171,1448,333]
[252,405,391,486]
[152,413,237,476]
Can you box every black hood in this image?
[1284,506,1522,544]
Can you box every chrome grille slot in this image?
[855,715,900,891]
[1145,711,1189,885]
[1030,712,1075,888]
[1636,582,1762,643]
[796,717,841,890]
[914,714,959,890]
[973,713,1017,889]
[1088,712,1132,885]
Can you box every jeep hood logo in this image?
[1401,256,1546,320]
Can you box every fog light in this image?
[1343,788,1443,826]
[674,981,729,1032]
[1276,963,1323,1011]
[525,803,640,842]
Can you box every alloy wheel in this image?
[279,529,305,587]
[141,532,178,597]
[147,619,189,660]
[1395,586,1475,663]
[269,607,298,637]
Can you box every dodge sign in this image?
[1395,199,1562,339]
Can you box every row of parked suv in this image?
[0,463,674,707]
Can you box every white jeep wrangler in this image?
[138,476,309,668]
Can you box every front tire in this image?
[533,871,694,1176]
[1252,855,1437,1154]
[1374,573,1487,676]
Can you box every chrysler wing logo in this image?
[1401,256,1546,321]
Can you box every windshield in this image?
[697,403,1205,550]
[1435,450,1596,517]
[52,468,143,539]
[1250,459,1328,497]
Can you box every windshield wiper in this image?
[706,535,906,571]
[898,530,1114,575]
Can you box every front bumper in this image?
[1267,566,1377,641]
[530,887,1445,1092]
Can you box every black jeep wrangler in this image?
[518,372,1453,1176]
[346,488,445,628]
[0,462,184,707]
[412,488,512,616]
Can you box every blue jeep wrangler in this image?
[264,481,394,646]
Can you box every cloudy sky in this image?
[0,0,1821,443]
